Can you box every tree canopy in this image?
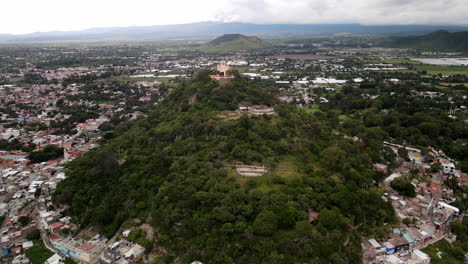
[54,73,396,264]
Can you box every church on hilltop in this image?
[210,61,234,80]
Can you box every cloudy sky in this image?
[1,0,467,34]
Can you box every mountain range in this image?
[1,22,468,43]
[387,30,468,53]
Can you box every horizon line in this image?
[2,21,468,36]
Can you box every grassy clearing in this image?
[25,241,54,264]
[303,106,322,114]
[339,115,350,121]
[277,156,299,169]
[217,111,242,120]
[226,156,302,189]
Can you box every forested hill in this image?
[53,72,396,264]
[202,34,267,52]
[210,34,263,45]
[387,30,468,52]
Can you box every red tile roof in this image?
[79,243,96,251]
[49,222,64,229]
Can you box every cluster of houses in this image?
[0,43,466,263]
[100,236,145,264]
[363,142,466,263]
[50,235,106,263]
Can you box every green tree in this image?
[26,229,41,241]
[320,146,347,171]
[397,148,409,161]
[390,178,416,197]
[317,207,345,230]
[252,210,278,236]
[18,216,31,227]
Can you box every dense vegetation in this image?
[0,139,35,152]
[390,178,416,197]
[29,144,64,163]
[387,30,468,53]
[323,82,468,169]
[54,73,398,263]
[25,242,54,264]
[422,218,468,264]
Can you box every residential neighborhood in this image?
[0,38,467,263]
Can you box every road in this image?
[35,201,61,257]
[413,232,445,250]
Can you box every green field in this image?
[377,70,419,74]
[377,58,468,75]
[383,59,422,65]
[25,242,54,264]
[413,65,468,75]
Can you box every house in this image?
[384,254,403,264]
[122,229,131,237]
[21,241,33,250]
[385,233,411,254]
[45,253,63,264]
[412,249,430,264]
[373,163,388,173]
[308,209,319,223]
[11,254,30,264]
[433,203,459,230]
[48,221,65,233]
[368,239,381,249]
[441,160,455,174]
[123,243,145,260]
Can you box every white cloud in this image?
[0,0,221,34]
[1,0,467,34]
[215,0,468,25]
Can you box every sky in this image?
[1,0,467,34]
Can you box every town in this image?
[0,37,467,264]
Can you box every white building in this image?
[441,160,455,174]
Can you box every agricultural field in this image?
[413,64,468,75]
[379,58,468,75]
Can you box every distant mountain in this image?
[1,22,468,43]
[201,34,267,52]
[210,34,262,45]
[387,30,468,52]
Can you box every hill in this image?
[387,30,468,52]
[201,34,268,53]
[1,23,468,43]
[53,72,396,263]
